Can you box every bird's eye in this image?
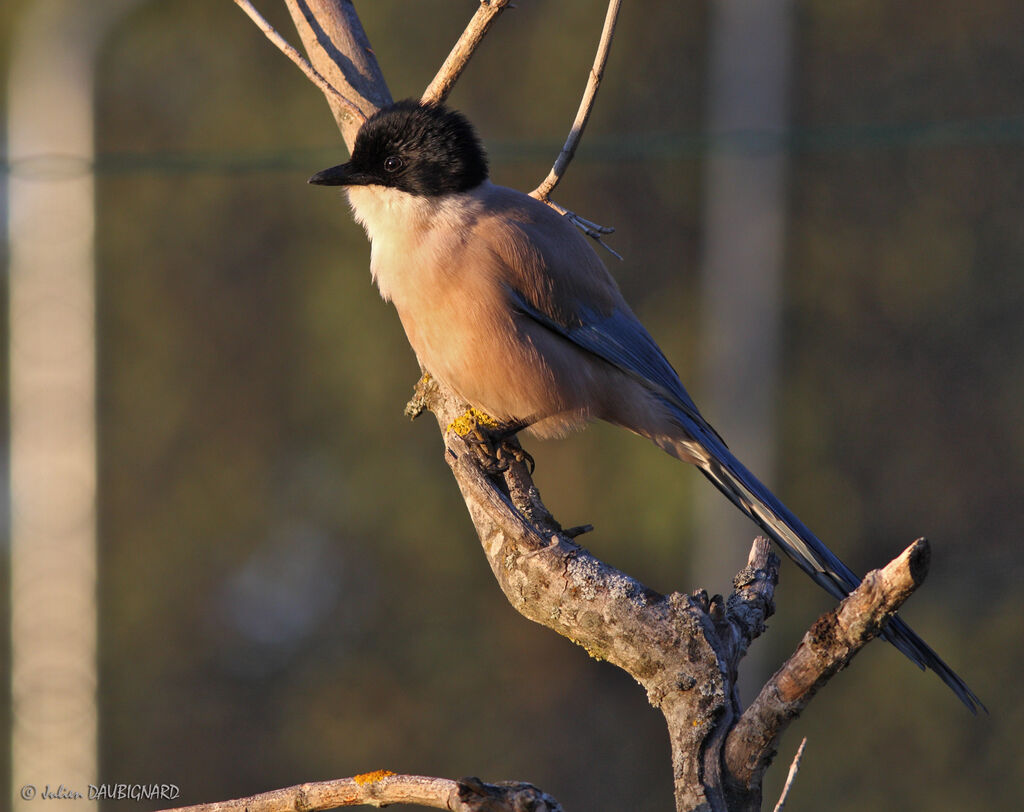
[383,156,403,173]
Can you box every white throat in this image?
[345,183,486,303]
[347,185,435,240]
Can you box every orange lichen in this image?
[352,770,396,786]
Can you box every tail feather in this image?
[679,430,984,713]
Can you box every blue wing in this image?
[504,286,722,443]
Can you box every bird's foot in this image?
[448,408,535,475]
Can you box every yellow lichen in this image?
[353,770,396,786]
[446,407,500,436]
[568,637,606,662]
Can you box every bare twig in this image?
[530,0,621,201]
[772,738,807,812]
[158,772,562,812]
[528,0,622,256]
[422,0,515,105]
[724,539,931,796]
[233,0,366,125]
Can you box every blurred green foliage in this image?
[2,0,1023,809]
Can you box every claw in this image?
[448,408,533,476]
[499,442,535,475]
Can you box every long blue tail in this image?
[503,286,982,711]
[675,416,984,713]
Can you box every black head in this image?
[308,100,489,196]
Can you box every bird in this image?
[309,99,982,713]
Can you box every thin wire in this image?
[3,114,1023,179]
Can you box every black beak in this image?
[308,162,356,186]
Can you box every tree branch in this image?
[720,536,780,669]
[159,772,562,812]
[411,374,781,812]
[422,0,514,105]
[723,538,931,799]
[281,0,392,149]
[232,0,366,126]
[526,0,622,258]
[530,0,621,201]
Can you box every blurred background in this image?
[2,0,1022,809]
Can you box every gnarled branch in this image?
[413,373,783,811]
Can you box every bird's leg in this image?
[447,407,535,475]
